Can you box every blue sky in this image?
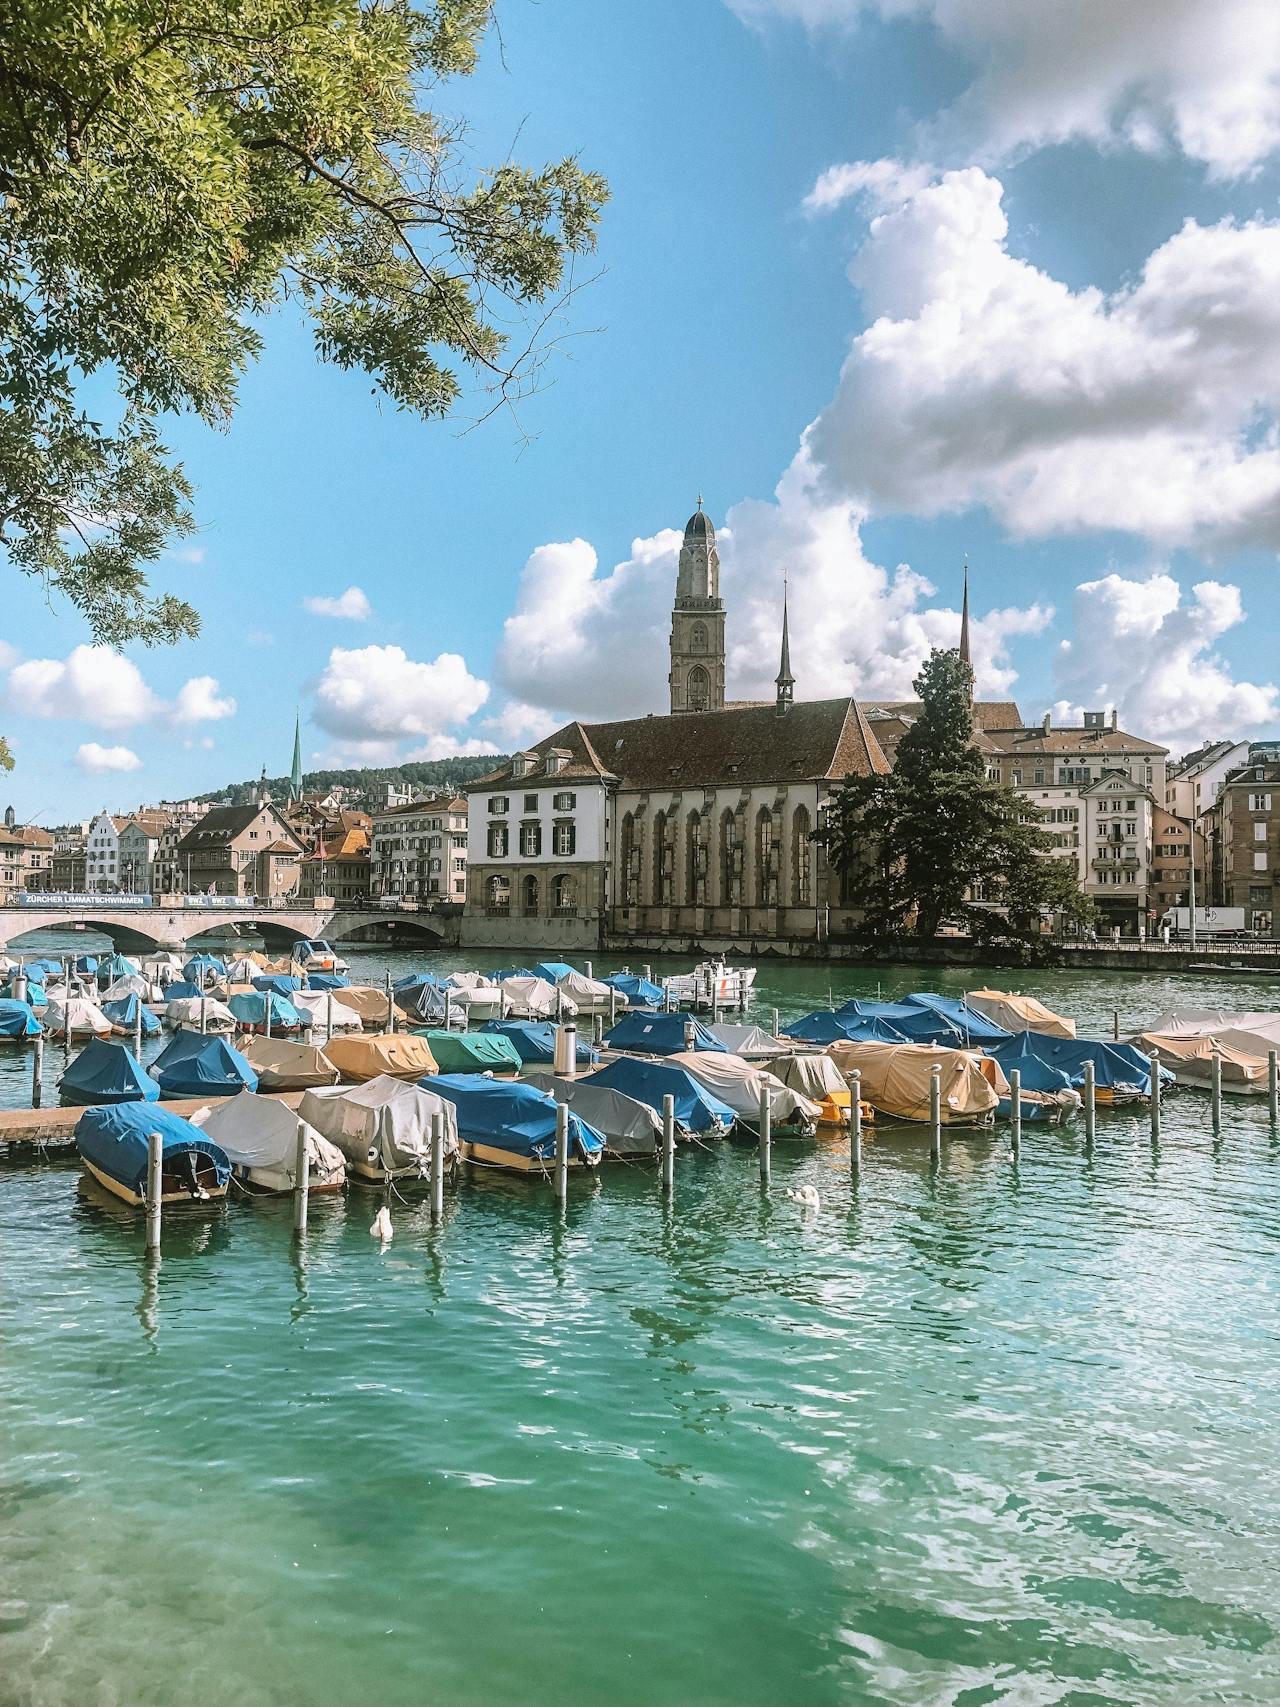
[6,0,1280,822]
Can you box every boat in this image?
[666,1050,821,1136]
[306,972,349,991]
[292,938,349,974]
[96,953,141,984]
[1130,1032,1271,1094]
[600,972,665,1009]
[222,955,265,983]
[532,961,577,984]
[60,1039,159,1106]
[664,960,756,1010]
[102,994,162,1038]
[765,1051,859,1127]
[228,990,307,1034]
[438,981,502,1021]
[0,997,41,1043]
[165,995,237,1033]
[583,1057,736,1137]
[479,1020,598,1073]
[239,1035,342,1090]
[421,1074,605,1172]
[547,1077,663,1158]
[251,973,306,996]
[288,989,364,1033]
[393,979,455,1027]
[550,969,618,1013]
[193,1094,346,1194]
[44,995,113,1040]
[182,953,227,984]
[299,1074,458,1184]
[900,993,1013,1044]
[604,1011,726,1057]
[968,1052,1078,1122]
[1139,1009,1280,1055]
[826,1041,999,1126]
[101,973,163,1004]
[707,1022,787,1060]
[150,1032,258,1098]
[73,954,99,976]
[783,1010,907,1046]
[322,1031,439,1083]
[965,988,1076,1039]
[497,975,576,1020]
[986,1033,1165,1104]
[75,1102,230,1205]
[332,985,394,1027]
[419,1029,524,1077]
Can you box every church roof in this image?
[864,698,1024,731]
[684,507,714,541]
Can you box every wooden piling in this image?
[292,1119,309,1234]
[385,971,396,1033]
[661,1093,675,1193]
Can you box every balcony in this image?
[1092,854,1140,873]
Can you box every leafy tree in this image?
[0,0,607,645]
[824,649,1094,952]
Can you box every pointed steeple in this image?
[289,711,303,803]
[959,559,973,705]
[775,572,795,716]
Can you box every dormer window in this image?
[545,753,564,775]
[512,754,535,779]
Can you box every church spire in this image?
[959,559,973,705]
[289,711,303,803]
[775,571,795,715]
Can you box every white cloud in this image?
[182,736,216,751]
[800,164,1280,552]
[246,629,275,649]
[10,646,160,729]
[76,742,142,774]
[404,736,504,761]
[1052,572,1279,742]
[304,586,373,621]
[312,644,489,744]
[481,700,560,748]
[173,675,236,724]
[731,0,1280,178]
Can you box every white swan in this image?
[784,1183,820,1210]
[369,1206,393,1243]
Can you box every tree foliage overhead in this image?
[825,649,1094,954]
[0,0,607,645]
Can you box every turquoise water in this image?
[2,935,1280,1705]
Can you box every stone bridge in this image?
[0,902,461,955]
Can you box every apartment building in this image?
[1216,758,1280,935]
[371,795,467,902]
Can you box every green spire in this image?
[289,711,303,802]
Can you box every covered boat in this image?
[334,985,394,1027]
[239,1035,342,1091]
[479,1020,598,1071]
[533,961,577,984]
[289,989,364,1033]
[765,1051,855,1126]
[228,990,307,1034]
[966,988,1076,1039]
[440,982,502,1020]
[782,1011,905,1046]
[422,1074,605,1171]
[601,971,664,1008]
[604,1011,726,1056]
[162,979,207,1004]
[666,1051,821,1135]
[101,973,162,1003]
[707,1022,787,1060]
[322,1032,439,1083]
[986,1033,1165,1102]
[73,954,99,976]
[1138,1009,1280,1058]
[142,952,185,979]
[826,1041,999,1126]
[183,953,227,983]
[102,994,162,1038]
[584,1057,736,1136]
[419,1030,524,1077]
[97,953,140,983]
[498,975,575,1020]
[76,1102,230,1205]
[552,969,617,1012]
[548,1077,663,1158]
[299,1074,458,1183]
[150,1032,258,1099]
[902,993,1012,1043]
[0,998,41,1042]
[193,1095,345,1194]
[394,981,456,1027]
[292,938,348,973]
[664,960,755,1008]
[223,955,267,983]
[306,971,349,991]
[251,973,305,996]
[44,996,112,1040]
[60,1039,158,1106]
[165,995,237,1034]
[1130,1032,1270,1094]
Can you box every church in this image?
[462,501,1002,953]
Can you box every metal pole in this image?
[292,1120,309,1234]
[929,1065,942,1163]
[199,994,207,1036]
[265,997,272,1039]
[1149,1048,1161,1140]
[661,1093,675,1193]
[1211,1045,1222,1133]
[1113,1009,1120,1042]
[1083,1060,1096,1149]
[584,960,593,980]
[643,963,652,985]
[385,970,396,1033]
[1188,825,1197,952]
[1010,1067,1022,1159]
[1270,1050,1279,1125]
[593,1012,603,1046]
[31,1032,43,1109]
[771,1007,780,1040]
[608,988,617,1028]
[133,1000,143,1059]
[145,1129,163,1253]
[326,990,334,1044]
[554,1102,569,1206]
[849,1069,862,1174]
[430,1110,444,1223]
[758,1085,771,1184]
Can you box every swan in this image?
[369,1206,393,1243]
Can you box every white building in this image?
[85,812,128,892]
[1166,739,1250,823]
[371,795,468,901]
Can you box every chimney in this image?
[1041,712,1051,735]
[1110,708,1118,731]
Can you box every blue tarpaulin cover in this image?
[23,959,61,980]
[480,1019,599,1067]
[601,972,665,1007]
[98,953,140,981]
[782,1011,907,1045]
[533,962,576,984]
[229,991,306,1030]
[62,1038,158,1105]
[394,971,442,992]
[584,1057,737,1134]
[836,998,922,1021]
[492,967,538,982]
[420,1074,605,1160]
[73,955,99,975]
[0,998,41,1039]
[150,1032,258,1098]
[163,980,204,1002]
[76,1101,229,1194]
[306,972,349,990]
[604,1012,725,1055]
[101,994,161,1037]
[252,973,305,995]
[902,993,1013,1042]
[988,1032,1170,1091]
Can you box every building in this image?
[1214,754,1280,935]
[51,845,87,890]
[0,818,55,899]
[1166,739,1250,823]
[1150,805,1206,920]
[297,819,373,904]
[668,498,726,714]
[175,803,303,898]
[116,813,169,894]
[85,812,130,891]
[371,796,467,901]
[151,808,204,895]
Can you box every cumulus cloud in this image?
[1051,572,1279,742]
[304,586,373,621]
[10,646,160,729]
[76,742,142,774]
[730,0,1280,178]
[173,676,236,724]
[312,644,489,744]
[800,164,1280,552]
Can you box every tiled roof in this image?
[976,726,1168,757]
[864,698,1024,731]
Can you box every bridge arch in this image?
[3,916,168,953]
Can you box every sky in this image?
[6,0,1280,822]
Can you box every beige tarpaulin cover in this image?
[1140,1010,1280,1055]
[241,1035,342,1090]
[322,1031,439,1082]
[1132,1032,1269,1092]
[826,1040,998,1123]
[764,1049,852,1124]
[300,1075,458,1175]
[667,1051,822,1125]
[336,986,393,1026]
[966,989,1076,1038]
[708,1023,787,1058]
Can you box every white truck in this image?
[1160,906,1248,940]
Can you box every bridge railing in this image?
[12,892,257,910]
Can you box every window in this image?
[620,813,639,906]
[1249,793,1272,812]
[1250,885,1270,905]
[521,873,539,916]
[552,791,576,811]
[1256,822,1268,842]
[512,756,532,779]
[487,824,508,859]
[523,794,538,812]
[545,753,564,775]
[486,875,510,914]
[720,809,741,907]
[986,767,1000,781]
[487,796,509,814]
[553,820,576,857]
[519,823,542,858]
[686,810,706,906]
[791,804,812,906]
[690,620,708,653]
[552,873,577,914]
[687,664,710,712]
[1033,769,1045,785]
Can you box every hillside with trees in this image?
[204,755,506,807]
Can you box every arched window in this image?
[687,665,710,712]
[720,808,741,907]
[685,810,705,905]
[553,873,577,914]
[652,810,672,905]
[690,620,709,654]
[521,873,539,916]
[756,807,776,906]
[486,874,510,914]
[620,812,638,906]
[791,805,812,906]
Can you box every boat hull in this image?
[461,1139,600,1172]
[81,1153,228,1206]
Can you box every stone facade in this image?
[668,504,725,715]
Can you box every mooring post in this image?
[1113,1009,1120,1043]
[430,1110,444,1223]
[929,1065,942,1163]
[133,1000,143,1060]
[1270,1050,1279,1125]
[31,1032,43,1109]
[554,1102,569,1207]
[592,1011,603,1046]
[643,963,652,985]
[1211,1044,1223,1133]
[584,960,593,980]
[1083,1059,1096,1149]
[1010,1067,1022,1159]
[385,971,396,1033]
[1149,1048,1161,1141]
[145,1129,163,1254]
[555,984,564,1022]
[608,988,618,1029]
[771,1007,780,1040]
[264,997,272,1040]
[661,1093,675,1193]
[758,1085,772,1184]
[292,1119,309,1234]
[849,1069,862,1174]
[199,994,207,1036]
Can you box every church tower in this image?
[669,498,726,714]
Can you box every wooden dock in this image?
[0,1091,306,1150]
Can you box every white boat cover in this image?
[46,996,113,1036]
[1131,1031,1269,1092]
[708,1023,787,1058]
[335,986,394,1025]
[289,989,364,1032]
[555,970,616,1010]
[101,974,163,1003]
[667,1050,821,1125]
[322,1031,439,1082]
[240,1035,341,1089]
[142,952,184,974]
[446,971,497,991]
[192,1094,345,1188]
[299,1074,459,1174]
[500,976,575,1019]
[965,989,1076,1038]
[1141,1009,1280,1051]
[548,1076,662,1154]
[827,1040,999,1122]
[223,956,266,983]
[444,985,502,1017]
[165,995,237,1032]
